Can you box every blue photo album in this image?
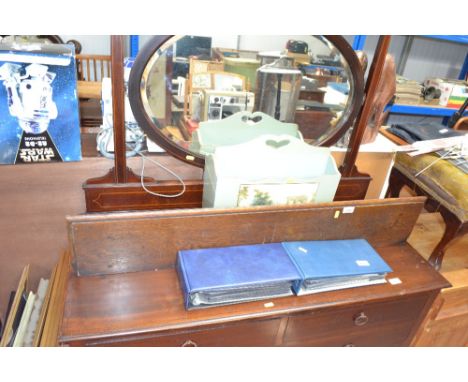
[177,243,301,309]
[177,239,392,309]
[282,239,392,295]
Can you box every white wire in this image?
[135,150,186,198]
[414,145,459,177]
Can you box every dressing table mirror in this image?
[128,35,365,168]
[83,35,391,212]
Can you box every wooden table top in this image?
[77,81,102,99]
[60,243,450,343]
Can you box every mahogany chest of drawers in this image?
[58,197,449,346]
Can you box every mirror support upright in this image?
[82,36,204,213]
[83,36,145,186]
[111,35,129,183]
[334,36,392,201]
[341,36,392,177]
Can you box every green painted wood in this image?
[189,111,303,155]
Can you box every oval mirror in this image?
[129,35,364,168]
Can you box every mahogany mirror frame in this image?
[128,35,365,168]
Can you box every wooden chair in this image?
[76,54,111,82]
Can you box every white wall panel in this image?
[60,35,110,55]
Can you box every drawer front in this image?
[83,317,282,347]
[283,293,430,346]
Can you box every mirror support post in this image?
[82,36,204,212]
[333,35,392,201]
[83,35,146,187]
[341,36,392,177]
[111,35,128,183]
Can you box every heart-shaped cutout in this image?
[266,139,290,149]
[241,115,262,124]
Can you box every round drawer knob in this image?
[353,312,369,326]
[181,340,198,347]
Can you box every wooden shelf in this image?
[60,243,449,345]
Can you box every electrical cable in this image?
[129,144,186,198]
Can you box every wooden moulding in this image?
[83,174,380,212]
[39,251,71,347]
[0,265,29,347]
[83,179,203,212]
[333,171,372,201]
[83,177,374,213]
[68,196,426,277]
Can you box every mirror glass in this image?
[136,35,361,159]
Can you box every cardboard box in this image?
[331,133,398,199]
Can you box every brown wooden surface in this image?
[77,81,102,99]
[59,197,451,347]
[73,317,283,347]
[110,36,127,184]
[39,251,70,346]
[283,292,431,346]
[0,155,203,317]
[379,126,408,145]
[362,55,396,144]
[83,180,203,212]
[82,174,383,214]
[410,293,444,346]
[406,211,468,346]
[294,109,334,140]
[412,269,468,346]
[69,197,426,276]
[60,243,449,346]
[333,174,372,201]
[453,116,468,130]
[437,269,468,321]
[299,90,325,103]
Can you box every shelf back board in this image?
[67,197,426,277]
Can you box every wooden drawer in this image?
[283,293,431,346]
[82,317,282,347]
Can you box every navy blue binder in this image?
[177,243,301,309]
[282,239,392,295]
